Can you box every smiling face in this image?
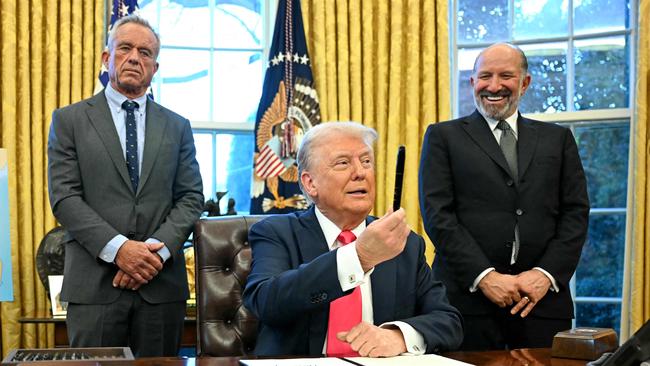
[102,22,159,99]
[300,132,376,229]
[470,44,531,120]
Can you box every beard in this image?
[472,88,521,121]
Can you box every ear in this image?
[153,62,159,74]
[300,171,317,199]
[101,49,109,69]
[520,73,532,95]
[469,74,476,88]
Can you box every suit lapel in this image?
[138,101,168,195]
[85,92,134,192]
[517,115,538,180]
[297,208,330,355]
[461,111,513,177]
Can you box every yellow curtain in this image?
[0,0,104,356]
[624,0,650,340]
[301,0,450,262]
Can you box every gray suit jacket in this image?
[48,91,204,304]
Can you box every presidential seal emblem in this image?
[252,77,320,212]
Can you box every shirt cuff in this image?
[470,267,495,292]
[336,243,370,292]
[380,321,426,355]
[146,237,170,262]
[533,267,559,292]
[99,234,128,263]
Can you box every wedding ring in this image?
[523,296,530,302]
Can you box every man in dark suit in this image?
[419,43,590,351]
[243,122,463,357]
[47,15,203,356]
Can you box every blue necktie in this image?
[122,100,139,193]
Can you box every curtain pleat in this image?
[302,1,449,262]
[624,0,650,341]
[0,0,104,356]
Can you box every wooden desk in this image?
[444,348,588,365]
[147,350,589,366]
[19,311,197,348]
[6,349,586,366]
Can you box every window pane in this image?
[519,43,567,113]
[457,0,509,44]
[215,133,254,214]
[574,36,629,110]
[215,1,263,48]
[213,51,264,122]
[142,0,212,49]
[154,48,211,121]
[574,0,630,35]
[456,48,482,117]
[576,214,626,298]
[193,132,213,202]
[576,302,621,334]
[575,122,629,208]
[514,0,568,40]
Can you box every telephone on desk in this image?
[588,319,650,366]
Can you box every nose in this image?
[350,160,367,180]
[126,48,141,64]
[486,76,501,92]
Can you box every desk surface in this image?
[14,349,583,366]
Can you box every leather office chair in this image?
[193,215,264,357]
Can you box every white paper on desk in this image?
[239,358,352,366]
[346,354,475,366]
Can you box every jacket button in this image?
[506,180,514,186]
[516,208,524,216]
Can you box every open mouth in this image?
[347,189,368,196]
[480,90,510,103]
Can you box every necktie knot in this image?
[122,100,139,112]
[496,120,511,132]
[337,230,356,245]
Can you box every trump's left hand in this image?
[337,322,406,357]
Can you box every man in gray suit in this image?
[47,15,203,356]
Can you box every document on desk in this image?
[345,354,474,366]
[240,354,474,366]
[239,358,352,366]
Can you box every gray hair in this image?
[472,42,529,75]
[107,15,160,58]
[297,121,377,200]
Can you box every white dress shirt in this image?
[314,207,426,355]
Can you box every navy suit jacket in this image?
[242,207,463,356]
[419,111,589,319]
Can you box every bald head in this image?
[473,43,528,76]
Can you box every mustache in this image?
[479,90,511,98]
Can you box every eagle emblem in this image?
[252,77,320,212]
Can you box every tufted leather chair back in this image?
[193,215,264,356]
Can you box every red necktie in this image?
[326,230,361,357]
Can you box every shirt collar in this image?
[481,109,519,137]
[104,82,148,115]
[314,206,366,250]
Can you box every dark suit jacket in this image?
[242,207,463,356]
[47,91,204,304]
[418,110,589,319]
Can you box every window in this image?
[452,0,636,333]
[139,0,275,214]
